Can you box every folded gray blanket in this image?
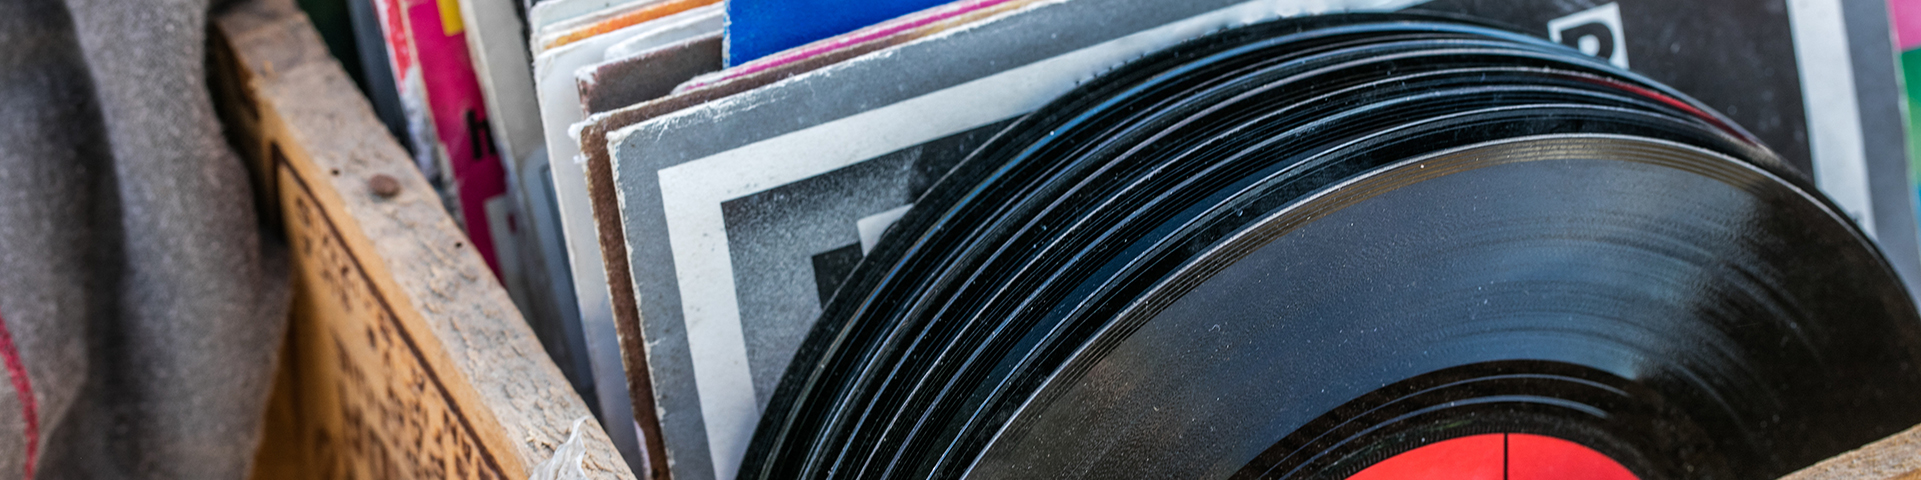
[0,0,291,477]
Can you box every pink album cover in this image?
[367,0,513,278]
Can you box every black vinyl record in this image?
[743,13,1921,480]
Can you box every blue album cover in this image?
[724,0,949,64]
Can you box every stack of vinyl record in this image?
[742,14,1921,479]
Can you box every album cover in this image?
[581,33,723,115]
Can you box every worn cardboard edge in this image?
[212,1,637,478]
[538,0,719,54]
[532,7,696,480]
[533,0,650,32]
[567,4,1056,475]
[579,33,723,115]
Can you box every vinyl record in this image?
[744,13,1921,480]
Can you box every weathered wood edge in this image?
[1783,424,1921,480]
[211,1,636,478]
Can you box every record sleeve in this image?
[531,5,725,476]
[535,0,717,53]
[567,4,1045,476]
[536,2,723,313]
[672,0,1033,93]
[722,0,953,64]
[581,33,723,115]
[530,0,648,32]
[602,7,724,63]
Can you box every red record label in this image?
[1345,433,1638,480]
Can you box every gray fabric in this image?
[0,0,292,478]
[0,0,113,477]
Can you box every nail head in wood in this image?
[369,174,401,198]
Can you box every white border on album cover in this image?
[1788,0,1876,237]
[650,0,1431,478]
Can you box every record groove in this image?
[743,13,1921,480]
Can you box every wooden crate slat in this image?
[210,0,637,478]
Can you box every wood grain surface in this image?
[1783,424,1921,480]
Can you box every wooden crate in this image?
[200,0,1921,478]
[207,0,637,478]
